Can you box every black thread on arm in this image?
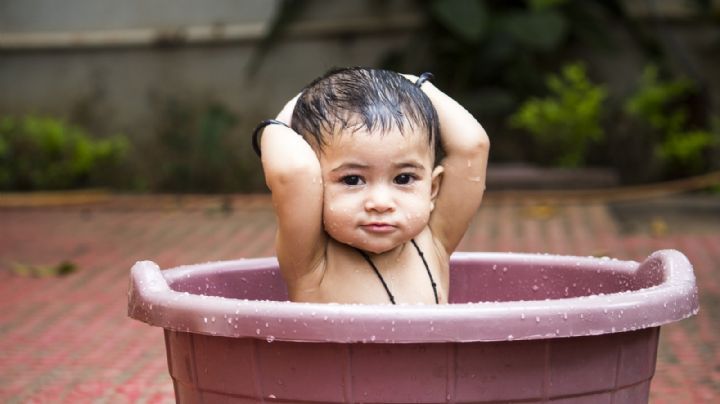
[415,72,434,88]
[252,119,290,158]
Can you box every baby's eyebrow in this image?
[394,161,424,170]
[331,162,369,172]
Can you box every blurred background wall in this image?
[1,0,718,192]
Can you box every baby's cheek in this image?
[323,201,352,234]
[405,201,431,228]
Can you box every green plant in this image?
[143,99,262,193]
[624,65,716,177]
[509,63,607,167]
[0,115,129,190]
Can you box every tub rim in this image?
[128,250,698,343]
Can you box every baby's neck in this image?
[351,239,410,261]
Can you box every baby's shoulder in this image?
[416,226,451,261]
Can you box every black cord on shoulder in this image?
[411,239,439,304]
[252,119,290,158]
[355,248,396,305]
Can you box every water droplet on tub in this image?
[532,285,539,291]
[266,335,275,343]
[268,393,276,399]
[370,335,376,341]
[507,335,514,341]
[204,317,208,323]
[520,313,526,320]
[535,316,541,323]
[563,313,568,320]
[211,317,215,323]
[256,329,261,335]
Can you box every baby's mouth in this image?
[361,222,397,233]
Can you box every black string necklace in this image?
[354,239,439,305]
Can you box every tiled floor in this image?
[0,194,717,403]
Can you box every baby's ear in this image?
[430,165,444,201]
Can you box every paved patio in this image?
[0,192,718,403]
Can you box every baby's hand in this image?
[276,93,301,125]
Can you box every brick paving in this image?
[0,193,718,403]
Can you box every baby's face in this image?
[318,127,441,254]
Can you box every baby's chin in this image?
[327,231,406,254]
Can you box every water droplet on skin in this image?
[521,313,526,320]
[203,317,208,323]
[535,316,541,323]
[266,335,275,343]
[507,334,514,341]
[532,285,539,291]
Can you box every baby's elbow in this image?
[267,159,322,189]
[474,125,490,149]
[463,127,490,157]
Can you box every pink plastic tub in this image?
[128,250,698,403]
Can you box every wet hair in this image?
[291,67,440,161]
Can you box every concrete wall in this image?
[0,0,421,140]
[1,0,718,180]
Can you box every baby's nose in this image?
[364,186,395,212]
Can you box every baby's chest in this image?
[320,261,445,305]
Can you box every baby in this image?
[255,67,488,304]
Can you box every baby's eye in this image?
[341,175,364,186]
[394,173,416,185]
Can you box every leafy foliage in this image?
[0,115,128,190]
[624,65,717,177]
[509,63,607,167]
[141,99,260,193]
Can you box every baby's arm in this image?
[260,97,326,282]
[418,78,490,254]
